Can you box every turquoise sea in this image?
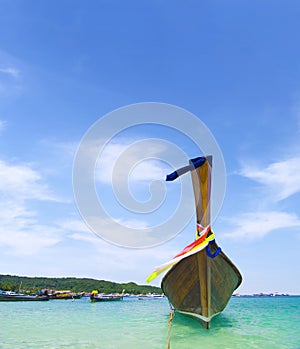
[0,296,299,349]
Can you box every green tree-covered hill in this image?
[0,274,161,294]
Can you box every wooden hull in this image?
[161,239,242,324]
[49,293,83,300]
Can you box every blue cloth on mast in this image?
[166,156,207,181]
[206,240,222,258]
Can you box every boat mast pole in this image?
[190,156,212,329]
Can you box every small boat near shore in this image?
[138,294,164,300]
[0,290,49,301]
[90,290,124,302]
[49,290,83,300]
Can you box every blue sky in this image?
[0,0,300,294]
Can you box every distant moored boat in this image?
[90,289,124,302]
[0,290,49,301]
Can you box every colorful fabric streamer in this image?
[146,225,215,283]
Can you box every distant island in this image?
[0,274,162,295]
[233,292,293,297]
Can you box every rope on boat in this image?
[166,304,175,349]
[167,309,174,349]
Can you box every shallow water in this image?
[0,296,299,349]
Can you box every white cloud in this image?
[224,211,300,240]
[0,67,19,78]
[226,156,300,241]
[114,217,150,229]
[0,159,64,255]
[0,212,61,256]
[96,140,170,184]
[240,157,300,201]
[57,219,92,234]
[0,195,63,255]
[0,160,58,201]
[67,220,181,284]
[130,160,167,181]
[39,139,78,159]
[56,216,152,246]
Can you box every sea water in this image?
[0,296,299,349]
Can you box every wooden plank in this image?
[199,156,212,227]
[190,157,212,228]
[197,250,211,319]
[191,156,212,328]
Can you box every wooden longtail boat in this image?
[90,294,123,302]
[148,156,242,329]
[90,290,124,302]
[49,290,83,300]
